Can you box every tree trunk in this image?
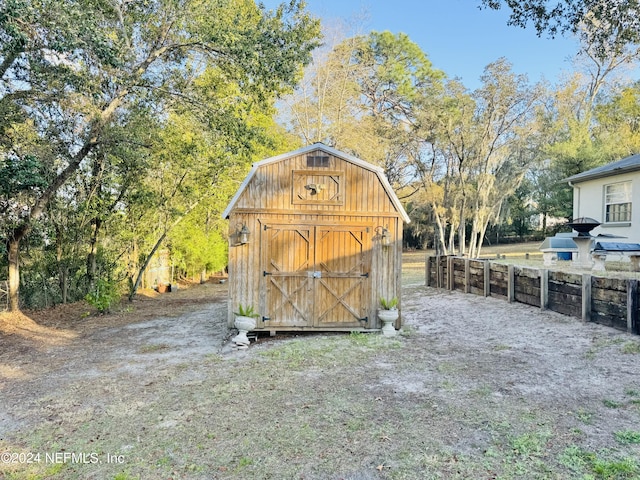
[56,227,68,304]
[86,217,102,290]
[8,237,20,311]
[7,223,30,312]
[129,231,168,301]
[128,199,201,300]
[476,222,490,259]
[457,197,466,256]
[432,210,447,255]
[447,221,456,255]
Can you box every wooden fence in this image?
[426,256,639,335]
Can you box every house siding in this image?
[572,172,640,242]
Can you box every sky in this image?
[262,0,584,90]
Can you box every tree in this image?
[431,59,543,257]
[280,17,363,145]
[283,30,445,188]
[481,0,640,59]
[594,82,640,157]
[504,179,537,239]
[1,0,320,310]
[416,78,473,255]
[124,110,232,299]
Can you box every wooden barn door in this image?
[314,226,370,327]
[262,223,371,328]
[262,225,314,327]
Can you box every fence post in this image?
[447,256,454,291]
[484,261,490,297]
[426,256,432,287]
[508,265,515,303]
[436,255,443,289]
[464,258,470,294]
[582,273,592,322]
[540,269,549,310]
[627,279,638,334]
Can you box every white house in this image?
[566,153,640,243]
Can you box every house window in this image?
[604,181,632,223]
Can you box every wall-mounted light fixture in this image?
[234,223,251,245]
[375,225,391,247]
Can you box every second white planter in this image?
[378,309,398,337]
[233,315,257,346]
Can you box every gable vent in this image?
[306,155,330,168]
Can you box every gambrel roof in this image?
[222,143,411,223]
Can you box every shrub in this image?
[85,278,121,313]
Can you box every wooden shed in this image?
[222,143,410,332]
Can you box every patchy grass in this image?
[575,408,594,425]
[621,341,640,354]
[614,430,640,444]
[603,399,624,409]
[401,251,427,286]
[585,337,626,360]
[3,251,640,479]
[560,446,640,479]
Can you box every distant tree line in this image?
[280,3,640,255]
[2,0,640,311]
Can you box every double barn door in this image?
[262,223,371,328]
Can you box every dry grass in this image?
[0,310,77,346]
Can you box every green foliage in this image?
[503,179,537,238]
[1,0,321,309]
[379,296,398,310]
[85,278,121,313]
[595,84,640,157]
[614,430,640,445]
[559,445,640,479]
[592,457,640,479]
[509,431,549,457]
[113,473,139,480]
[481,0,640,59]
[574,408,594,425]
[0,155,47,197]
[348,331,369,345]
[603,399,623,409]
[234,304,259,318]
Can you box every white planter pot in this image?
[378,309,398,337]
[233,315,257,346]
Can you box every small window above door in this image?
[306,155,330,168]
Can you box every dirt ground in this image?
[1,266,640,479]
